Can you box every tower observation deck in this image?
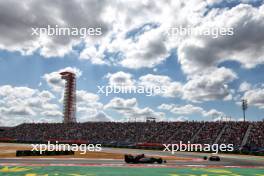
[60,71,76,123]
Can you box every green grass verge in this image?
[0,166,264,176]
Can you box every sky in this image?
[0,0,264,126]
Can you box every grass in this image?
[0,166,264,176]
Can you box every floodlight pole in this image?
[242,99,248,122]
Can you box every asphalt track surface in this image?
[1,148,264,168]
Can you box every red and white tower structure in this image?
[60,71,76,123]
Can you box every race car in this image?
[209,155,221,161]
[203,154,221,161]
[124,154,165,164]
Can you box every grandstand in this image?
[0,121,263,151]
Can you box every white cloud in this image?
[0,0,109,57]
[158,103,225,119]
[239,81,252,92]
[87,112,113,122]
[106,71,135,87]
[104,72,183,98]
[138,68,236,102]
[203,109,225,118]
[177,4,264,76]
[79,0,206,69]
[104,97,165,121]
[76,90,113,122]
[159,104,204,115]
[0,84,114,126]
[104,97,138,110]
[243,88,264,109]
[182,67,237,102]
[0,85,36,98]
[105,69,236,102]
[1,0,264,75]
[138,74,183,98]
[1,0,264,123]
[0,85,61,126]
[118,28,170,69]
[40,110,62,117]
[80,45,107,65]
[0,106,36,116]
[77,90,100,104]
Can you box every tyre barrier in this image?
[16,150,74,157]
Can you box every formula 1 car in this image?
[124,154,165,164]
[203,155,221,161]
[209,155,221,161]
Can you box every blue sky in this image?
[0,0,264,126]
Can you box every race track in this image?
[1,147,264,168]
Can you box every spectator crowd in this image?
[0,121,263,149]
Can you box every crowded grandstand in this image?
[0,121,263,152]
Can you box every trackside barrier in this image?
[16,150,74,156]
